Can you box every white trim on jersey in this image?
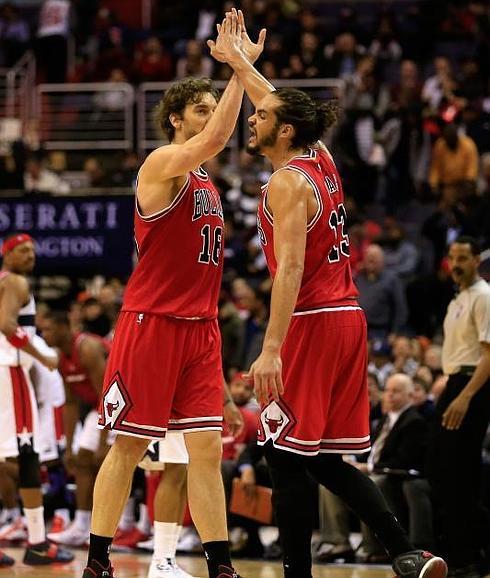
[260,163,324,232]
[191,166,209,181]
[322,435,371,443]
[292,305,362,317]
[135,175,191,222]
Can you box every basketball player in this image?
[0,233,73,565]
[213,13,448,578]
[83,11,265,578]
[41,310,112,547]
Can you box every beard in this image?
[246,123,280,156]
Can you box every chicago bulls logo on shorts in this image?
[102,376,127,428]
[260,401,289,441]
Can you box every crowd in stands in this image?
[0,0,489,568]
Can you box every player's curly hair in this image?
[154,78,219,141]
[273,88,338,149]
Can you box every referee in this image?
[427,236,490,578]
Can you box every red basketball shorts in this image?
[98,312,224,440]
[257,306,371,456]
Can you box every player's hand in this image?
[442,393,471,430]
[245,349,284,406]
[240,466,257,499]
[237,9,266,64]
[42,355,58,371]
[207,8,243,64]
[224,399,244,438]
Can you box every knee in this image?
[163,463,187,489]
[75,448,96,470]
[186,432,222,467]
[111,435,149,467]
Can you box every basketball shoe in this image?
[217,566,242,578]
[48,521,89,547]
[0,517,27,541]
[393,550,448,578]
[82,560,116,577]
[148,557,197,578]
[23,541,75,565]
[0,550,15,567]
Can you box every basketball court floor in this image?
[0,548,392,577]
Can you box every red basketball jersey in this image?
[58,333,109,408]
[123,167,224,319]
[257,148,358,311]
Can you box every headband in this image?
[1,234,34,256]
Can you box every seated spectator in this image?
[368,371,383,427]
[379,221,419,280]
[429,123,479,206]
[355,244,408,339]
[133,36,173,83]
[358,374,433,558]
[325,32,365,79]
[391,335,419,376]
[412,375,436,420]
[368,338,394,388]
[24,156,70,195]
[176,39,213,79]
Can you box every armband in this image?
[7,326,29,348]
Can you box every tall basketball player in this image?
[0,233,74,566]
[211,11,448,578]
[83,11,265,578]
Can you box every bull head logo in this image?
[106,400,120,417]
[265,415,284,434]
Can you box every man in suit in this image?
[358,373,433,560]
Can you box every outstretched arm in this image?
[210,9,274,107]
[142,11,244,182]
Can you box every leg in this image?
[154,463,188,524]
[185,431,232,578]
[265,443,315,578]
[87,434,149,570]
[0,461,19,511]
[91,435,149,537]
[307,454,412,559]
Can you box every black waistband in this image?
[459,365,476,376]
[18,314,35,327]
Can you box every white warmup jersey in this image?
[0,272,40,458]
[31,335,66,462]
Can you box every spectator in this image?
[219,293,245,380]
[391,335,419,376]
[379,221,419,280]
[325,32,365,79]
[36,0,70,83]
[0,2,30,67]
[422,56,454,111]
[81,297,111,337]
[133,36,173,83]
[358,374,432,557]
[412,375,436,420]
[429,123,479,205]
[24,156,70,195]
[176,39,213,79]
[355,244,408,338]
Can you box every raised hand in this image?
[208,8,265,65]
[238,9,266,64]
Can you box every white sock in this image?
[154,521,178,560]
[74,509,91,533]
[25,506,46,545]
[54,508,70,525]
[136,503,151,535]
[118,497,135,531]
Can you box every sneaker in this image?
[148,557,197,578]
[23,541,75,565]
[217,566,241,578]
[0,550,15,567]
[137,535,155,551]
[176,527,201,553]
[0,517,27,542]
[82,559,115,577]
[112,527,149,551]
[50,514,69,534]
[315,542,355,563]
[48,522,89,546]
[393,550,448,578]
